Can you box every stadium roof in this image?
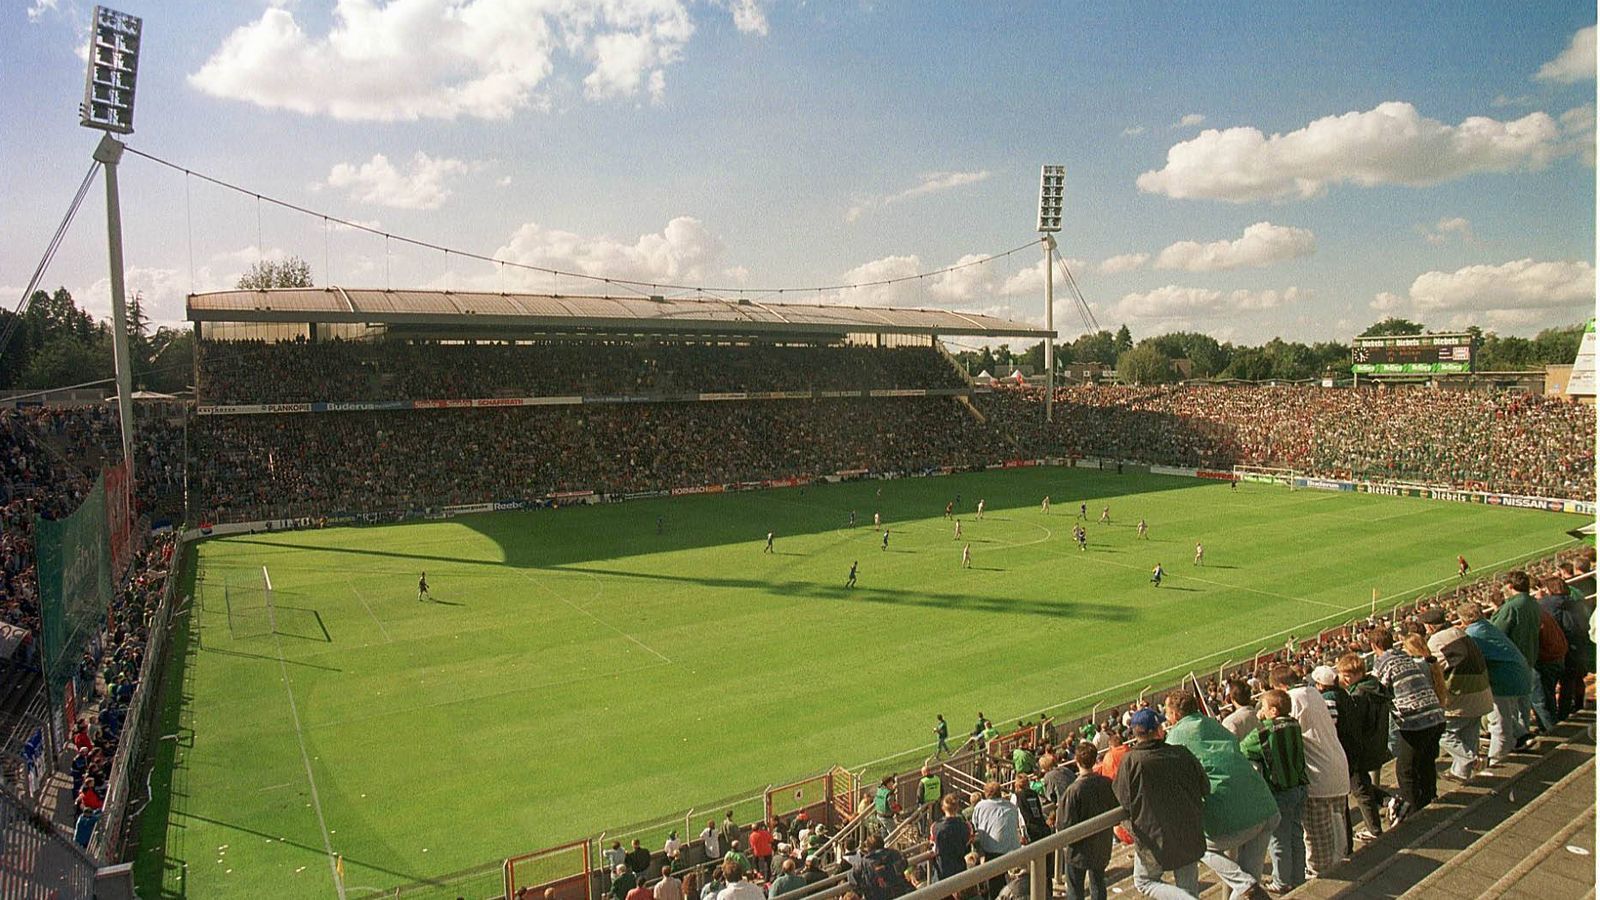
[185,288,1052,339]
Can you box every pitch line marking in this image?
[1074,551,1347,611]
[848,536,1581,773]
[513,568,672,664]
[269,615,346,899]
[346,580,393,643]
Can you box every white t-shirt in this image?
[701,828,720,859]
[1288,684,1350,799]
[717,882,766,900]
[655,877,684,900]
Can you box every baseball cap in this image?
[1417,608,1447,626]
[1311,665,1339,686]
[1128,708,1161,733]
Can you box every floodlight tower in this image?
[80,6,142,479]
[1037,166,1065,422]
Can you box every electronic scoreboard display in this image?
[1351,334,1473,374]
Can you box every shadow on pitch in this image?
[175,810,433,885]
[198,644,343,673]
[547,565,1135,622]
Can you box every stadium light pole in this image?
[1038,166,1065,422]
[80,6,142,479]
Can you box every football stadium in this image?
[3,5,1597,900]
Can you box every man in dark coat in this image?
[1060,743,1118,900]
[1112,707,1209,898]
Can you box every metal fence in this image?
[0,780,98,899]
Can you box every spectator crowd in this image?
[197,339,967,404]
[981,384,1595,500]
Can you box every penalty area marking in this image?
[848,537,1581,773]
[346,580,393,643]
[514,568,672,664]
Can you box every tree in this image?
[20,332,113,389]
[1143,331,1229,377]
[1068,330,1118,366]
[144,327,194,393]
[1359,317,1425,337]
[237,255,314,289]
[1223,347,1272,381]
[976,346,996,375]
[1114,324,1134,354]
[1117,345,1174,385]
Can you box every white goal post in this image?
[1231,465,1299,487]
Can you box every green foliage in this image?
[1360,317,1426,337]
[1114,323,1134,353]
[1142,331,1230,378]
[20,332,113,389]
[1117,344,1174,385]
[1068,330,1119,366]
[236,255,315,289]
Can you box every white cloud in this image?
[1109,285,1305,319]
[1370,291,1405,311]
[720,0,769,35]
[492,216,725,288]
[1121,125,1146,138]
[1535,25,1596,84]
[1136,101,1579,202]
[1406,258,1595,313]
[1492,93,1534,108]
[1420,216,1473,245]
[1153,221,1315,271]
[1172,113,1206,129]
[845,170,991,222]
[189,1,695,121]
[1561,105,1596,166]
[323,152,476,210]
[26,0,59,23]
[1098,253,1149,274]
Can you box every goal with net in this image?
[1231,465,1299,487]
[225,566,277,639]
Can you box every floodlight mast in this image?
[80,6,142,481]
[1038,166,1065,422]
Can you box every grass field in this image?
[134,468,1587,899]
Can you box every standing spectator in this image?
[1240,689,1309,892]
[628,878,655,900]
[847,833,912,900]
[1221,681,1260,741]
[1419,608,1493,782]
[611,865,638,900]
[716,861,763,900]
[1093,729,1129,780]
[700,821,722,865]
[766,860,806,900]
[1112,707,1209,900]
[656,867,684,900]
[1460,602,1533,766]
[664,832,683,872]
[1267,665,1349,878]
[1039,753,1075,811]
[1334,653,1392,841]
[626,840,653,882]
[1491,571,1549,733]
[1537,574,1590,720]
[721,812,741,854]
[971,781,1021,899]
[748,822,774,880]
[1059,743,1118,900]
[1369,627,1445,823]
[873,776,898,835]
[1163,691,1278,900]
[929,794,973,883]
[918,766,944,813]
[1012,775,1052,884]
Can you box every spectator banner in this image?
[104,460,134,578]
[1567,319,1596,396]
[1196,469,1235,480]
[35,473,113,708]
[197,389,972,415]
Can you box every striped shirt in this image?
[1372,649,1446,731]
[1240,715,1309,793]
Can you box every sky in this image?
[3,1,1596,348]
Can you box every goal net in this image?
[225,566,278,639]
[1231,465,1298,487]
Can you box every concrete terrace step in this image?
[1287,711,1596,900]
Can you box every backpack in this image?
[848,849,913,900]
[1537,607,1570,664]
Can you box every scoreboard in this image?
[1351,333,1474,374]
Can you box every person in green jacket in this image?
[1239,689,1311,892]
[1163,690,1280,900]
[1491,570,1549,732]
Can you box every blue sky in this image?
[4,1,1594,346]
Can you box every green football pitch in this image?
[134,468,1586,899]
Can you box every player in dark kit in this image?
[764,531,775,553]
[944,501,954,519]
[1457,555,1470,578]
[846,561,858,588]
[881,530,890,551]
[1078,502,1087,520]
[418,572,430,601]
